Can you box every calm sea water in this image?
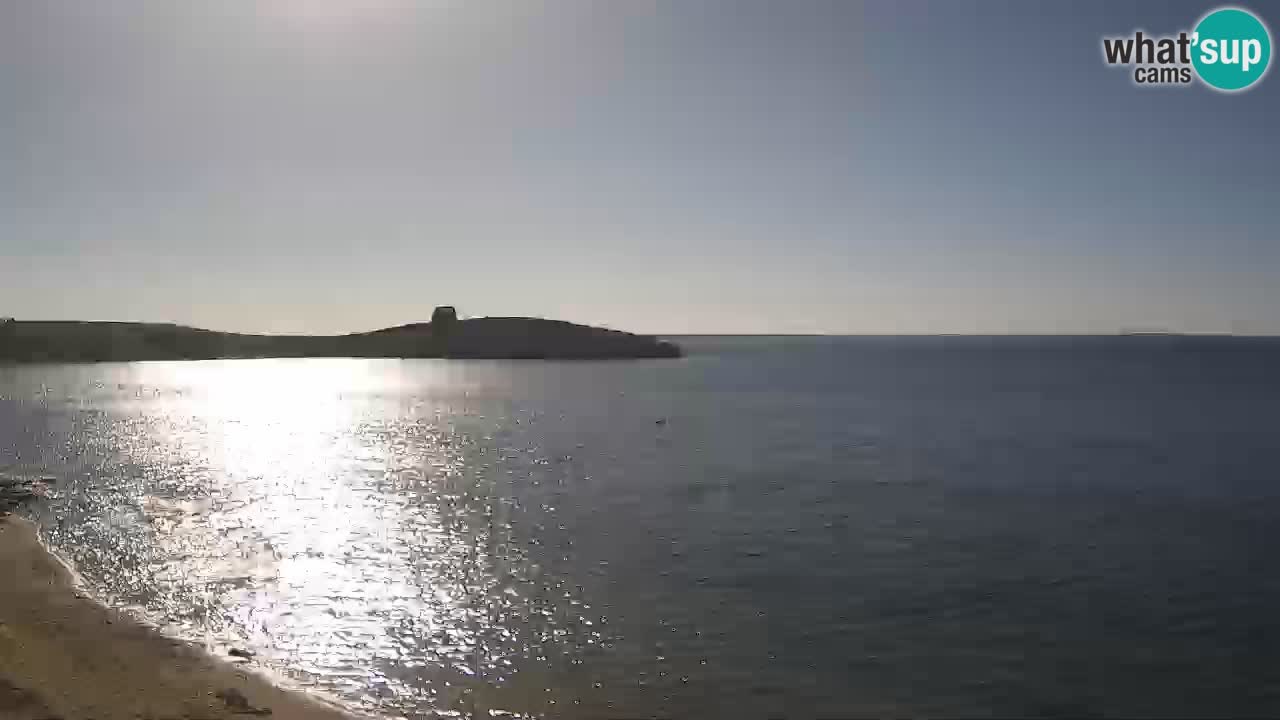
[3,336,1280,718]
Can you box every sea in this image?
[2,335,1279,718]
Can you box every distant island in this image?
[0,307,681,362]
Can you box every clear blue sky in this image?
[2,1,1277,335]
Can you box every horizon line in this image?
[5,319,1277,340]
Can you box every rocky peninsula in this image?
[0,307,681,363]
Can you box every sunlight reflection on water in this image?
[27,359,604,718]
[9,339,1280,718]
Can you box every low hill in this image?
[0,312,681,362]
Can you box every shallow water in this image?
[3,337,1280,717]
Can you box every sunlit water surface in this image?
[3,337,1280,717]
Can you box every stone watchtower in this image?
[431,306,458,336]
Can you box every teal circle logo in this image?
[1192,7,1272,91]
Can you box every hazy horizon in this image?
[3,1,1278,336]
[6,317,1276,339]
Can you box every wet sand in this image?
[0,516,353,720]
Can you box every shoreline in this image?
[0,516,355,720]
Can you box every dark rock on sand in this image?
[216,687,272,715]
[0,478,38,516]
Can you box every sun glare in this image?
[264,0,414,29]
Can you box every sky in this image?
[1,1,1277,335]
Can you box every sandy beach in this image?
[0,516,353,720]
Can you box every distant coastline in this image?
[0,310,682,363]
